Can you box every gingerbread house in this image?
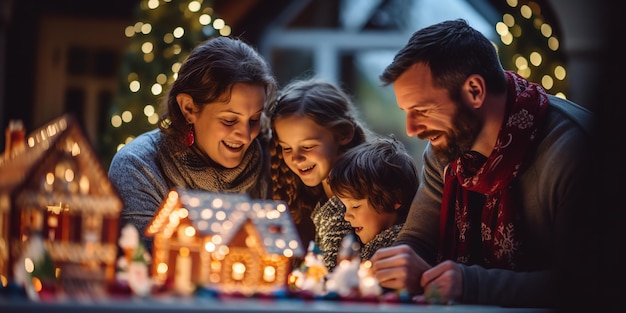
[0,114,122,297]
[145,188,305,296]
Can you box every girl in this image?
[328,135,419,262]
[268,78,372,269]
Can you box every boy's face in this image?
[339,196,397,244]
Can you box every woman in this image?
[108,36,277,249]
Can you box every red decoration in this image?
[184,129,194,146]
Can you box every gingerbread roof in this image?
[146,188,305,258]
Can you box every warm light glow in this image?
[276,203,287,212]
[46,172,55,185]
[141,23,152,35]
[517,67,531,78]
[547,37,559,51]
[212,198,224,208]
[148,114,159,124]
[188,1,201,12]
[130,80,140,92]
[205,241,216,252]
[122,111,133,122]
[500,32,513,45]
[199,14,212,25]
[529,51,542,66]
[32,277,42,292]
[217,245,229,255]
[156,73,167,84]
[263,266,276,282]
[79,176,90,193]
[502,14,515,27]
[514,55,528,70]
[143,53,154,63]
[213,19,225,29]
[124,26,135,37]
[173,27,185,38]
[141,42,154,54]
[554,65,566,80]
[288,240,299,249]
[184,226,196,237]
[133,22,143,33]
[245,235,256,248]
[48,215,58,227]
[111,115,122,127]
[64,168,75,182]
[201,208,213,219]
[495,22,508,36]
[219,26,231,36]
[540,23,552,37]
[541,75,554,90]
[266,209,280,219]
[24,258,35,273]
[179,247,190,257]
[177,208,189,218]
[163,33,174,43]
[232,262,246,281]
[151,83,163,95]
[144,105,155,117]
[212,235,223,245]
[157,262,168,274]
[147,0,159,9]
[520,5,532,19]
[71,142,81,156]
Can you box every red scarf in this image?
[438,71,548,270]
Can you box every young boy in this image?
[325,135,419,263]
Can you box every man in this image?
[370,19,592,308]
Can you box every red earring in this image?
[184,124,195,146]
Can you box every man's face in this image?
[393,63,482,163]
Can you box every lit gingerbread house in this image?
[145,188,305,296]
[0,114,122,297]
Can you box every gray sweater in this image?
[396,95,592,307]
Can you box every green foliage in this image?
[100,0,220,169]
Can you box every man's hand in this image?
[420,260,463,304]
[369,244,431,295]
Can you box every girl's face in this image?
[339,196,397,244]
[187,83,266,168]
[274,115,343,188]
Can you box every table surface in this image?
[0,296,554,313]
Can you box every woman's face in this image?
[190,83,266,168]
[274,115,342,187]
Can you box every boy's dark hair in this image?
[328,135,419,220]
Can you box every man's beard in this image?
[431,102,482,164]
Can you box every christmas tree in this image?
[99,0,230,169]
[493,0,567,98]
